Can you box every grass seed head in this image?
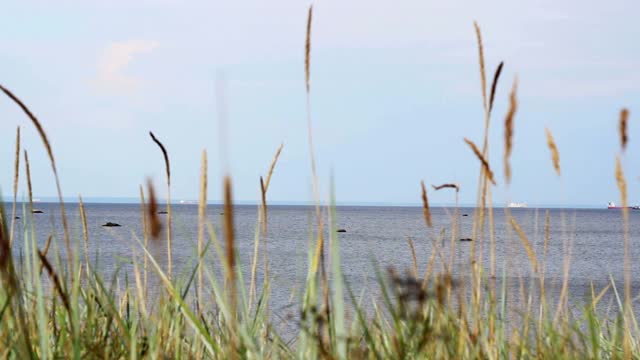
[619,108,629,151]
[147,180,162,240]
[464,138,496,185]
[421,181,433,228]
[503,79,518,184]
[545,128,561,176]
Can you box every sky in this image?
[0,0,638,207]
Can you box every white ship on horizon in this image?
[507,202,528,208]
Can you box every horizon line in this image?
[1,196,611,209]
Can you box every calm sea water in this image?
[8,203,640,331]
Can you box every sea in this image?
[7,203,640,336]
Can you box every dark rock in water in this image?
[459,238,473,242]
[102,222,121,227]
[32,209,44,214]
[462,214,469,217]
[158,211,168,214]
[337,229,347,233]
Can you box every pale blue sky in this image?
[0,0,638,206]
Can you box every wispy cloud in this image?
[93,40,158,93]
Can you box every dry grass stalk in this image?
[0,86,52,165]
[304,3,321,225]
[431,183,460,192]
[24,151,33,213]
[260,143,283,236]
[131,251,147,316]
[38,249,71,316]
[615,157,630,306]
[420,181,433,228]
[249,177,265,308]
[42,234,53,259]
[305,6,313,94]
[223,176,239,357]
[540,210,551,318]
[260,176,267,235]
[264,143,283,191]
[510,218,538,273]
[545,128,561,176]
[147,180,162,240]
[303,4,328,304]
[0,209,10,276]
[616,157,628,208]
[0,206,20,306]
[619,108,629,151]
[503,79,518,184]
[78,196,90,276]
[544,210,550,259]
[9,126,20,247]
[251,145,286,310]
[149,131,171,185]
[223,176,237,314]
[407,237,419,277]
[139,186,149,297]
[464,138,496,185]
[149,131,172,277]
[0,84,72,278]
[38,235,54,274]
[197,150,208,311]
[473,22,487,111]
[489,62,504,114]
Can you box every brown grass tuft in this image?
[619,108,629,151]
[464,138,496,185]
[305,6,313,94]
[503,79,518,184]
[489,62,504,114]
[545,128,561,176]
[147,180,162,240]
[432,183,460,192]
[473,22,487,111]
[421,181,433,228]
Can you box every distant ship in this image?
[608,202,640,210]
[508,202,528,208]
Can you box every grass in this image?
[0,12,639,359]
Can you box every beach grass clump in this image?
[0,15,638,360]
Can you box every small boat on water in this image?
[607,202,640,210]
[508,202,528,208]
